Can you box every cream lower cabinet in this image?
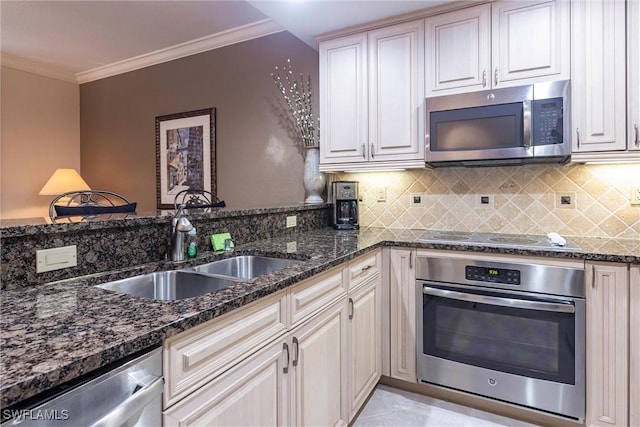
[388,247,416,383]
[630,265,639,427]
[163,336,291,426]
[347,269,382,419]
[586,261,629,427]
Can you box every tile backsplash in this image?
[335,163,640,239]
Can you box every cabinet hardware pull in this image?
[494,68,498,86]
[283,342,290,373]
[370,143,375,159]
[635,124,639,147]
[576,128,581,149]
[409,251,413,269]
[348,298,354,320]
[361,264,373,272]
[591,265,596,289]
[482,69,487,87]
[292,337,299,367]
[361,144,366,159]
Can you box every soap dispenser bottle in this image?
[186,228,197,258]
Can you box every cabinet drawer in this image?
[163,291,287,408]
[289,266,346,327]
[348,251,380,290]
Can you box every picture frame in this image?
[155,108,216,209]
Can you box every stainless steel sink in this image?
[96,270,238,301]
[186,255,299,280]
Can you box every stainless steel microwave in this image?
[425,80,570,167]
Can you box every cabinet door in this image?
[368,20,425,164]
[492,0,569,87]
[571,0,627,153]
[629,0,640,152]
[319,34,368,165]
[586,262,629,427]
[347,275,381,420]
[425,4,491,95]
[630,265,639,427]
[163,337,291,427]
[291,299,348,426]
[388,248,416,382]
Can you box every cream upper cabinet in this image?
[319,20,425,171]
[425,4,491,95]
[628,0,640,152]
[492,0,569,86]
[319,33,368,165]
[571,0,632,159]
[388,248,417,383]
[586,261,629,427]
[425,0,569,96]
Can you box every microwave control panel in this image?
[532,97,563,145]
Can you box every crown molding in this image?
[76,19,284,84]
[1,55,78,84]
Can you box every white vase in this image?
[303,147,326,204]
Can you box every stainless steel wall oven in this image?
[416,255,585,421]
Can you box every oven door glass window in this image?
[422,285,576,385]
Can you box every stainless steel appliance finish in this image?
[1,348,162,426]
[416,256,585,421]
[331,181,359,230]
[425,80,570,167]
[419,230,581,252]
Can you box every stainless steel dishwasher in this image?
[2,348,163,427]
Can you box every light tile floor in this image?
[353,385,539,427]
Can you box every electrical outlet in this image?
[476,195,494,208]
[286,241,297,253]
[36,245,77,273]
[358,194,365,205]
[410,193,425,207]
[376,186,387,202]
[286,215,297,228]
[556,192,576,209]
[631,186,640,205]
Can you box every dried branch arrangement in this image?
[272,59,319,148]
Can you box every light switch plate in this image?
[286,241,297,253]
[286,215,297,228]
[36,246,77,273]
[631,186,640,205]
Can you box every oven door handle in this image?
[422,286,575,313]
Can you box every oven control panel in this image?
[465,266,521,285]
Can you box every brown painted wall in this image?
[80,32,319,211]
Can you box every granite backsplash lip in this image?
[1,227,638,408]
[0,203,329,238]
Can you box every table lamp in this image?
[39,169,91,198]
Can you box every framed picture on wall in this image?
[155,108,216,209]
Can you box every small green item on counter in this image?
[187,228,197,258]
[211,233,233,252]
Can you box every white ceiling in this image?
[1,0,448,83]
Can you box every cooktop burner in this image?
[419,231,581,251]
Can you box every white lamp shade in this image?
[39,169,91,195]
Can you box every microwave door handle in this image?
[422,286,575,313]
[523,99,532,150]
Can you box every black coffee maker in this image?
[331,181,359,230]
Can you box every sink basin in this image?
[96,270,238,301]
[187,255,299,280]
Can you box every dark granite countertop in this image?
[1,227,638,407]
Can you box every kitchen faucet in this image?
[170,204,193,261]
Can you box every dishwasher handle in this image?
[422,286,575,313]
[90,376,164,427]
